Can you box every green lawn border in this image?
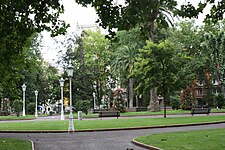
[133,128,225,150]
[1,118,225,133]
[1,108,225,121]
[0,138,33,150]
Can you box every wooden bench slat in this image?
[191,108,211,115]
[98,111,120,119]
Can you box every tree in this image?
[75,0,225,36]
[202,30,225,97]
[75,0,177,39]
[132,40,186,117]
[110,28,145,108]
[82,30,111,107]
[0,1,68,101]
[176,1,225,24]
[59,30,111,109]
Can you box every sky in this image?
[41,0,99,66]
[41,0,211,66]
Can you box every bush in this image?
[215,93,225,109]
[171,98,180,110]
[26,102,35,115]
[12,99,22,117]
[76,100,91,115]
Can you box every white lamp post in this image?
[22,84,26,116]
[93,82,97,109]
[67,60,75,132]
[92,92,96,109]
[34,90,38,118]
[59,77,65,120]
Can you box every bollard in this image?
[78,111,82,120]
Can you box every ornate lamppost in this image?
[34,90,38,118]
[67,60,74,132]
[21,84,26,116]
[93,81,97,109]
[59,77,65,120]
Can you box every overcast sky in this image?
[41,0,210,66]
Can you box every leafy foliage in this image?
[12,99,22,117]
[76,0,177,38]
[26,102,35,115]
[215,93,225,109]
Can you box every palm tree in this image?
[111,44,138,108]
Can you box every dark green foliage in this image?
[215,93,225,109]
[0,0,68,100]
[170,96,180,110]
[12,99,22,117]
[176,1,225,24]
[76,100,91,115]
[26,102,35,115]
[76,0,177,38]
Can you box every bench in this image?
[0,111,8,116]
[92,108,111,113]
[99,111,120,119]
[191,108,211,115]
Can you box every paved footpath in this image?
[1,121,225,149]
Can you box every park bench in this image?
[99,111,120,119]
[0,111,8,116]
[92,108,110,113]
[191,108,211,115]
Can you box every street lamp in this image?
[34,90,38,118]
[67,60,74,132]
[59,77,65,120]
[92,92,96,109]
[21,84,26,116]
[93,82,97,109]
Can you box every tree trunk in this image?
[129,78,134,108]
[147,88,161,112]
[220,84,225,98]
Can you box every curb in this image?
[132,139,161,150]
[0,120,225,133]
[27,139,35,150]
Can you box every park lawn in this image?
[77,108,225,118]
[0,115,225,131]
[1,109,225,120]
[134,128,225,150]
[0,115,35,121]
[0,138,32,150]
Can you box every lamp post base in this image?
[22,111,25,117]
[60,114,65,120]
[68,112,74,132]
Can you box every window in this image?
[212,88,218,95]
[197,89,203,96]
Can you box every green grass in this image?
[135,128,225,150]
[0,115,225,131]
[1,109,224,120]
[76,108,225,118]
[0,138,32,150]
[0,115,35,120]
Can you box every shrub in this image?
[114,90,126,112]
[215,93,225,109]
[26,102,35,115]
[12,99,23,117]
[76,100,91,115]
[171,97,180,110]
